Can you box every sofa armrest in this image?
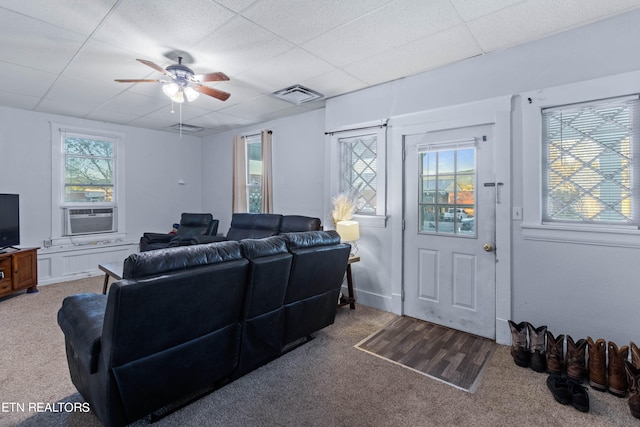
[57,293,108,374]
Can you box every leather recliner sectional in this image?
[57,230,350,427]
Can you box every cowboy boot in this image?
[508,320,530,368]
[608,341,629,397]
[631,341,640,369]
[626,361,640,419]
[566,336,587,382]
[546,331,564,375]
[587,337,607,392]
[528,323,547,372]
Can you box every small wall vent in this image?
[272,85,324,105]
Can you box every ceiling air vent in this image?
[272,85,324,105]
[168,123,204,133]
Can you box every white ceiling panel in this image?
[0,10,86,73]
[189,16,294,77]
[0,0,118,36]
[0,0,638,136]
[242,0,392,44]
[344,25,482,85]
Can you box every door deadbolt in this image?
[483,243,494,252]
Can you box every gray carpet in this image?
[0,277,635,426]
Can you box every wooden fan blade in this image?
[193,72,230,82]
[136,59,169,75]
[114,79,161,83]
[194,85,230,101]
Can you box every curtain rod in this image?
[324,122,387,136]
[242,129,272,138]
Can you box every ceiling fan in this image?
[115,57,230,103]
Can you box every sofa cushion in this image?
[123,240,243,279]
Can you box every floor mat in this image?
[355,315,496,393]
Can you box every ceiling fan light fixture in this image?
[184,86,199,102]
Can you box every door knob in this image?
[483,243,494,252]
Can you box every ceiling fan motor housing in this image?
[166,63,194,87]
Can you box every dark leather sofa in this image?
[57,231,349,427]
[139,213,219,252]
[193,213,321,244]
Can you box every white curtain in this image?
[261,130,273,213]
[232,135,247,213]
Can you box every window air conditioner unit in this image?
[64,207,116,236]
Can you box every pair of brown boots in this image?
[545,333,587,382]
[589,339,640,419]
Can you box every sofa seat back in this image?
[237,236,292,376]
[280,215,321,233]
[101,241,248,422]
[282,231,351,345]
[226,213,283,241]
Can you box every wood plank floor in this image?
[355,316,496,392]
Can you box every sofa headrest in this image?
[280,215,321,233]
[230,213,283,230]
[123,240,243,278]
[240,235,288,260]
[282,230,341,250]
[180,213,214,227]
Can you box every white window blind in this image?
[542,95,640,226]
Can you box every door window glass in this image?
[419,147,476,236]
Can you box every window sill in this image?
[521,223,640,248]
[353,214,387,228]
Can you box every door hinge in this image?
[402,149,406,161]
[402,219,406,231]
[401,289,405,301]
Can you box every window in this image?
[337,126,386,219]
[246,134,263,213]
[64,135,115,204]
[50,124,125,243]
[542,96,639,226]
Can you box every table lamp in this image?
[336,220,360,256]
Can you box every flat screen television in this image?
[0,193,20,250]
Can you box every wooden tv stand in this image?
[0,247,39,298]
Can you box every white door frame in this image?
[388,95,513,344]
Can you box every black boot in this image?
[508,320,530,368]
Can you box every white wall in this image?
[0,106,203,283]
[201,108,326,232]
[325,10,640,345]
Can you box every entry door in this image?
[403,124,496,339]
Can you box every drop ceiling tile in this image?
[187,110,255,129]
[0,10,86,73]
[189,16,294,77]
[242,0,392,44]
[213,0,258,13]
[344,25,482,85]
[218,94,293,120]
[467,0,640,52]
[0,61,58,98]
[234,48,334,93]
[0,90,40,111]
[85,108,141,125]
[0,0,118,35]
[302,0,462,67]
[92,0,236,57]
[449,0,524,21]
[99,91,172,116]
[300,69,368,98]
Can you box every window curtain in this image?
[232,135,247,213]
[261,130,273,213]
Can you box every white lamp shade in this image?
[184,86,200,102]
[162,83,184,103]
[336,220,360,242]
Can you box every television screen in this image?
[0,194,20,248]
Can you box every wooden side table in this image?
[339,255,359,309]
[98,262,123,294]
